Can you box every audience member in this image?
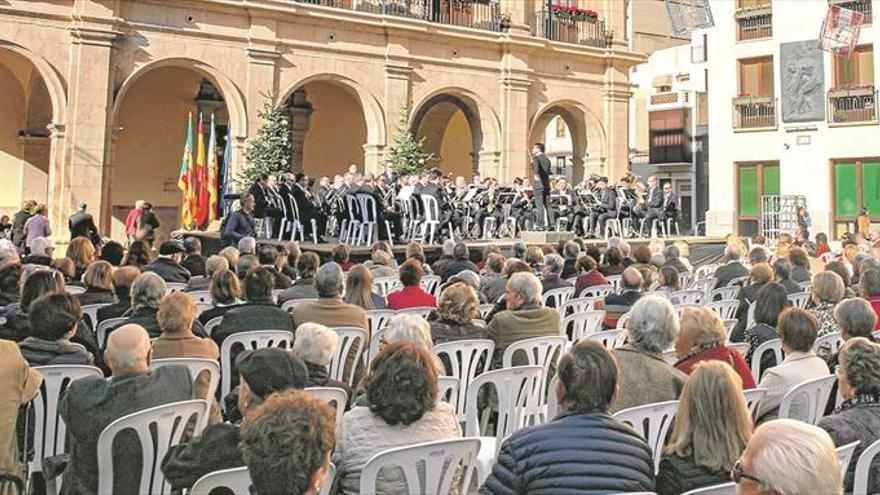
[488,272,560,369]
[540,253,573,301]
[662,244,690,274]
[344,264,387,310]
[292,323,352,398]
[387,259,435,310]
[612,295,686,412]
[217,246,240,275]
[238,236,256,257]
[773,258,802,294]
[674,306,756,388]
[96,266,140,323]
[212,267,293,348]
[143,241,191,284]
[811,270,845,338]
[122,240,153,270]
[573,254,607,297]
[0,263,22,307]
[332,243,354,272]
[480,252,505,292]
[731,262,773,336]
[714,243,748,289]
[0,269,65,342]
[430,282,486,345]
[384,314,433,350]
[66,237,95,281]
[180,237,206,277]
[440,242,479,283]
[186,254,228,292]
[278,252,319,303]
[257,245,292,289]
[600,267,643,328]
[19,293,94,365]
[197,268,243,324]
[560,241,580,279]
[99,240,125,267]
[51,257,75,283]
[0,340,41,481]
[826,260,856,299]
[789,246,813,283]
[860,268,880,329]
[112,272,205,339]
[78,260,116,307]
[748,246,769,266]
[655,266,681,294]
[431,239,456,277]
[368,250,396,279]
[741,282,788,369]
[599,246,625,276]
[293,262,368,331]
[481,340,654,494]
[21,236,55,266]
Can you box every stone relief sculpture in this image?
[781,40,825,123]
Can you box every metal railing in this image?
[649,128,692,164]
[830,0,872,24]
[293,0,503,32]
[828,86,877,123]
[735,4,772,41]
[533,10,607,48]
[733,95,776,129]
[650,91,690,106]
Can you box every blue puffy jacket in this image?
[479,411,655,495]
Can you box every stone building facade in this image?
[0,0,645,240]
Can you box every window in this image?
[833,159,880,234]
[737,161,779,235]
[739,56,774,97]
[833,45,874,86]
[649,109,691,164]
[555,117,566,138]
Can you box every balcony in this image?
[829,0,872,24]
[691,43,707,64]
[650,91,690,107]
[649,128,692,164]
[292,0,503,32]
[534,9,607,48]
[828,85,877,124]
[735,4,772,41]
[733,95,776,129]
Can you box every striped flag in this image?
[177,112,195,229]
[207,113,219,223]
[194,113,208,227]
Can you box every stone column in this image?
[287,89,312,173]
[603,79,631,181]
[363,144,385,174]
[246,15,281,143]
[19,134,50,206]
[498,75,531,183]
[501,0,536,35]
[384,64,413,144]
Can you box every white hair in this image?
[384,314,433,349]
[135,200,145,209]
[293,323,338,367]
[237,236,257,255]
[748,419,842,495]
[627,295,679,353]
[562,241,580,260]
[543,254,564,275]
[508,271,543,307]
[315,262,344,298]
[130,272,166,309]
[105,325,151,373]
[441,239,456,257]
[31,237,54,257]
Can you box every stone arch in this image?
[0,40,66,126]
[529,99,607,182]
[279,73,386,176]
[410,87,501,176]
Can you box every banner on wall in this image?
[817,5,863,57]
[665,0,714,36]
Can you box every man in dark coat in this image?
[531,143,553,230]
[290,173,326,241]
[222,194,257,245]
[211,267,293,350]
[68,201,100,245]
[59,325,193,494]
[180,236,206,278]
[11,200,35,253]
[143,241,191,284]
[480,340,655,495]
[640,175,664,227]
[590,178,618,237]
[714,244,749,289]
[440,242,480,283]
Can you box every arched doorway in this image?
[529,102,606,183]
[0,48,54,217]
[410,93,482,179]
[110,66,231,244]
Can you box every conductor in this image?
[531,143,554,230]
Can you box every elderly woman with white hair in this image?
[610,295,688,413]
[384,314,433,349]
[368,250,396,279]
[293,322,352,403]
[541,254,573,305]
[110,272,207,339]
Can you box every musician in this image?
[662,182,678,223]
[292,173,326,242]
[474,180,504,238]
[550,178,573,231]
[570,178,595,237]
[382,161,398,185]
[531,143,553,230]
[639,175,664,228]
[510,178,535,231]
[316,176,332,212]
[418,170,453,235]
[375,175,403,241]
[589,177,617,237]
[248,174,281,238]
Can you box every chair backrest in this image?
[798,281,813,293]
[81,303,112,330]
[96,317,128,349]
[578,284,613,299]
[189,466,251,495]
[64,285,86,295]
[692,265,717,281]
[613,400,680,474]
[746,301,757,329]
[674,303,702,318]
[357,193,379,223]
[366,309,395,358]
[397,306,434,319]
[616,312,631,331]
[750,338,783,383]
[562,310,606,342]
[584,329,625,350]
[345,194,361,220]
[727,276,750,288]
[778,374,836,425]
[373,276,403,297]
[220,330,293,400]
[421,275,442,298]
[420,194,440,222]
[465,366,544,447]
[204,316,224,337]
[606,275,622,293]
[437,376,460,412]
[708,300,740,321]
[150,358,220,429]
[305,386,348,432]
[688,277,717,298]
[501,336,566,420]
[166,283,187,294]
[359,438,480,495]
[542,286,574,308]
[97,399,208,495]
[328,327,367,386]
[742,387,767,418]
[281,298,318,314]
[853,437,880,495]
[813,332,845,355]
[837,440,861,479]
[186,290,212,305]
[545,375,560,421]
[669,289,705,305]
[709,286,740,302]
[559,296,599,316]
[432,339,494,422]
[788,291,812,309]
[727,342,750,358]
[477,303,494,319]
[29,365,104,476]
[681,482,737,495]
[722,319,738,339]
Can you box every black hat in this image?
[158,240,186,256]
[235,348,309,399]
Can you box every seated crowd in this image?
[0,230,878,494]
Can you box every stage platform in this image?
[172,229,727,266]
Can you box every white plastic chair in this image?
[853,437,880,495]
[165,283,187,294]
[28,365,103,485]
[97,400,209,495]
[798,281,813,293]
[545,375,560,421]
[204,316,223,337]
[373,276,403,297]
[727,341,750,357]
[674,303,702,318]
[837,440,861,479]
[220,330,293,401]
[681,482,736,495]
[605,275,622,293]
[616,312,631,331]
[742,387,767,418]
[328,327,367,387]
[421,275,442,298]
[306,386,348,431]
[788,291,812,309]
[186,290,212,305]
[477,304,494,319]
[189,466,251,495]
[579,284,613,299]
[64,285,86,295]
[432,339,494,422]
[558,296,599,316]
[561,310,606,342]
[81,303,112,330]
[584,329,625,350]
[710,286,740,302]
[281,298,318,313]
[613,400,680,474]
[746,301,756,329]
[778,374,836,424]
[465,366,544,484]
[708,300,740,321]
[150,358,220,430]
[96,317,128,349]
[437,376,460,411]
[750,338,783,383]
[359,438,480,495]
[420,194,442,245]
[542,286,574,309]
[502,336,566,422]
[689,277,717,299]
[397,306,434,319]
[669,289,705,305]
[813,332,845,354]
[723,319,738,339]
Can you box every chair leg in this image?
[310,219,318,244]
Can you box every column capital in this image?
[500,76,532,92]
[603,87,632,103]
[69,26,120,47]
[247,46,282,66]
[47,123,66,139]
[385,64,413,80]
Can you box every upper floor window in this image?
[739,56,774,97]
[834,44,874,87]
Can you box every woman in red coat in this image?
[674,306,757,389]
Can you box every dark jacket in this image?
[791,265,812,283]
[561,259,578,280]
[11,209,32,250]
[602,290,643,328]
[656,454,728,495]
[440,259,480,283]
[277,278,318,304]
[1,308,99,359]
[263,266,293,290]
[211,302,293,349]
[662,257,691,275]
[732,281,766,339]
[599,264,625,277]
[304,361,353,408]
[713,261,749,289]
[21,254,52,267]
[429,319,488,345]
[68,210,98,242]
[18,337,94,366]
[780,277,803,295]
[59,366,193,495]
[197,303,243,326]
[541,275,573,303]
[77,288,116,308]
[819,399,880,493]
[180,254,206,278]
[96,294,131,325]
[480,411,655,495]
[143,258,191,284]
[110,306,206,339]
[161,422,242,491]
[137,211,160,242]
[222,210,256,244]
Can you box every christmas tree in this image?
[237,93,292,188]
[386,105,434,175]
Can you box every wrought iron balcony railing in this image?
[534,9,607,48]
[829,0,872,24]
[828,85,877,124]
[735,4,772,41]
[293,0,503,32]
[733,95,776,129]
